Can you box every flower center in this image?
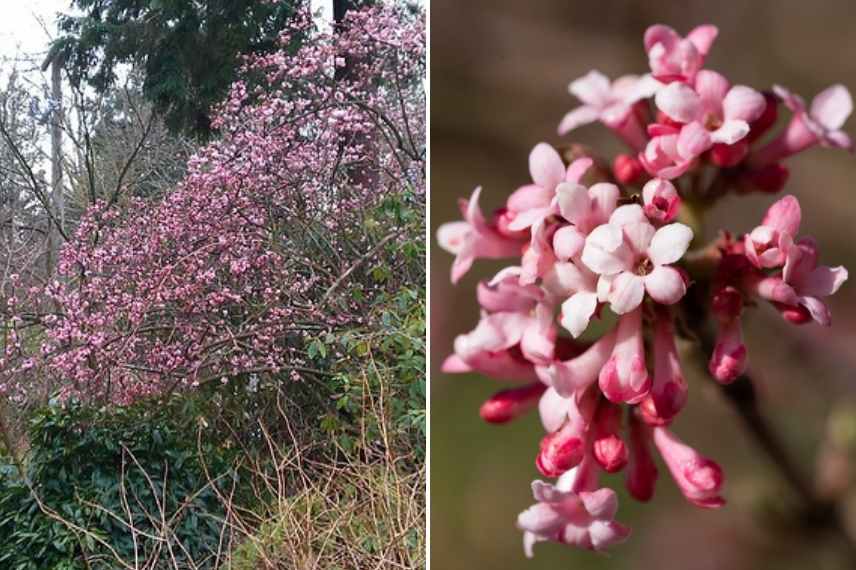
[703,112,722,131]
[636,257,654,276]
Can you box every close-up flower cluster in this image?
[438,23,850,556]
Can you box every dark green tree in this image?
[50,0,297,138]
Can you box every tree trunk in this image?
[47,60,64,274]
[333,0,378,193]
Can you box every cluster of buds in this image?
[438,24,850,555]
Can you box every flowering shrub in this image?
[0,3,425,404]
[438,24,850,555]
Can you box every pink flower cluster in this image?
[1,4,425,404]
[438,23,850,555]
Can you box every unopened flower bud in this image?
[480,382,547,424]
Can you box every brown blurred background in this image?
[430,1,856,569]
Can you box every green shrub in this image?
[0,401,235,569]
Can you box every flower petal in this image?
[762,194,801,237]
[644,24,679,52]
[694,70,730,115]
[609,204,647,227]
[648,223,693,266]
[607,272,646,314]
[556,182,592,225]
[566,157,594,183]
[529,143,565,190]
[799,296,832,326]
[644,265,687,304]
[579,488,619,519]
[686,25,718,55]
[623,221,656,256]
[558,106,601,135]
[552,226,586,261]
[436,221,470,255]
[656,82,702,123]
[801,265,848,298]
[723,85,766,122]
[538,388,571,433]
[810,84,853,131]
[569,70,612,106]
[588,183,621,222]
[582,224,633,275]
[710,120,750,145]
[677,121,713,159]
[561,291,599,338]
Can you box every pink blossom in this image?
[709,318,747,383]
[540,329,616,397]
[653,427,726,508]
[556,179,620,235]
[443,312,539,382]
[518,466,631,556]
[638,310,687,424]
[642,178,681,223]
[654,71,765,157]
[598,307,651,404]
[558,71,659,149]
[536,392,594,477]
[638,133,695,180]
[749,84,853,167]
[625,415,659,502]
[505,144,593,231]
[437,187,525,283]
[708,287,748,384]
[780,237,848,326]
[744,194,801,269]
[592,401,628,473]
[582,205,692,314]
[644,24,718,82]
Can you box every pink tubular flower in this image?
[558,71,659,150]
[536,393,594,477]
[480,382,547,424]
[741,195,847,326]
[780,237,849,326]
[540,329,616,397]
[436,187,524,283]
[638,310,687,424]
[626,414,658,502]
[744,194,801,269]
[749,84,853,167]
[613,154,645,185]
[592,401,628,472]
[598,308,651,404]
[582,205,693,314]
[442,312,539,382]
[644,24,718,82]
[642,178,681,223]
[708,286,748,384]
[709,317,747,383]
[654,71,765,156]
[653,427,725,508]
[518,466,631,556]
